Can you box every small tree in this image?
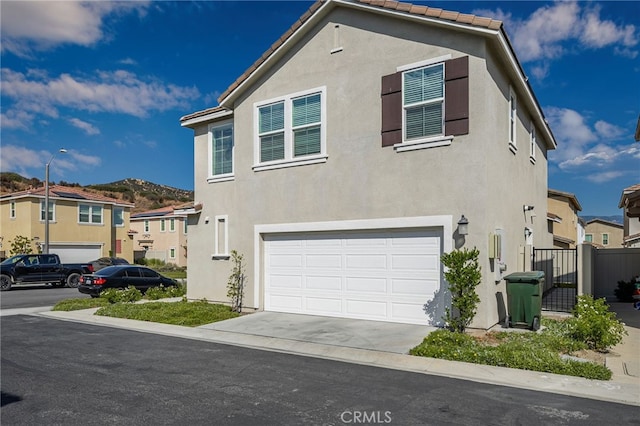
[9,235,35,255]
[441,247,482,332]
[227,250,246,313]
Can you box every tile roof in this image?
[1,184,134,206]
[131,205,188,219]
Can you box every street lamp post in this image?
[44,148,67,254]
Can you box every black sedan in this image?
[89,257,129,272]
[78,265,176,297]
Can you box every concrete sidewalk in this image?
[37,306,639,407]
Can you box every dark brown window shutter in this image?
[381,72,402,147]
[444,56,469,136]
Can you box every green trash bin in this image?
[504,271,544,331]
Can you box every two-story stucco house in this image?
[547,189,583,249]
[0,185,134,262]
[130,206,189,267]
[180,0,556,329]
[585,219,624,248]
[619,183,640,247]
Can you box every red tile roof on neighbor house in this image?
[131,205,187,219]
[181,0,503,124]
[1,184,134,206]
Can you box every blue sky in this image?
[1,1,638,216]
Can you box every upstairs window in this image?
[529,120,536,162]
[381,55,468,151]
[160,219,166,232]
[585,234,593,243]
[40,200,55,222]
[403,63,444,141]
[254,87,326,171]
[144,220,150,233]
[602,233,609,246]
[113,207,124,227]
[79,204,102,224]
[10,201,16,219]
[209,122,234,182]
[170,218,175,232]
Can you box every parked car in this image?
[89,257,129,272]
[78,265,176,297]
[1,254,94,291]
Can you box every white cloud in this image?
[594,120,624,139]
[0,1,150,57]
[1,68,200,124]
[0,145,100,178]
[586,171,624,184]
[68,118,100,135]
[474,2,638,66]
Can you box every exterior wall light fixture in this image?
[457,215,469,236]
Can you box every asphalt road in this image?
[2,316,637,425]
[1,286,85,311]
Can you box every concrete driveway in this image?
[198,311,436,354]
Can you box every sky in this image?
[1,0,639,217]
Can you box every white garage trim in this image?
[254,215,453,313]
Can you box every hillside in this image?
[0,173,194,213]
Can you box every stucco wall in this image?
[185,7,553,329]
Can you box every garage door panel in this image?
[268,274,302,289]
[346,255,387,269]
[346,299,387,318]
[306,276,341,290]
[391,278,437,295]
[268,294,303,311]
[306,254,342,268]
[345,277,387,293]
[264,229,442,325]
[306,297,342,313]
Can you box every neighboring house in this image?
[179,0,556,329]
[584,219,624,248]
[619,183,640,248]
[0,185,134,262]
[130,205,189,267]
[547,189,582,249]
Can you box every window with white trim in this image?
[170,218,175,232]
[509,87,517,151]
[585,234,593,243]
[40,200,55,222]
[602,233,609,246]
[529,120,536,162]
[183,218,188,234]
[10,201,16,219]
[160,219,166,232]
[169,247,176,259]
[209,121,234,182]
[113,207,124,227]
[79,204,103,224]
[144,220,150,233]
[254,87,326,170]
[403,63,444,142]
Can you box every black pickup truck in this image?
[0,253,94,291]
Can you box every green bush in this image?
[409,328,612,380]
[441,248,482,332]
[144,283,187,300]
[99,286,143,303]
[566,295,627,352]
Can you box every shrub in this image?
[566,295,627,352]
[441,247,482,332]
[144,283,186,300]
[99,286,143,304]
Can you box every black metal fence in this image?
[532,248,577,312]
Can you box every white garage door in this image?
[264,229,442,325]
[50,244,102,263]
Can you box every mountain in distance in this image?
[0,173,193,213]
[581,215,624,224]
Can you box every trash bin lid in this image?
[504,271,545,283]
